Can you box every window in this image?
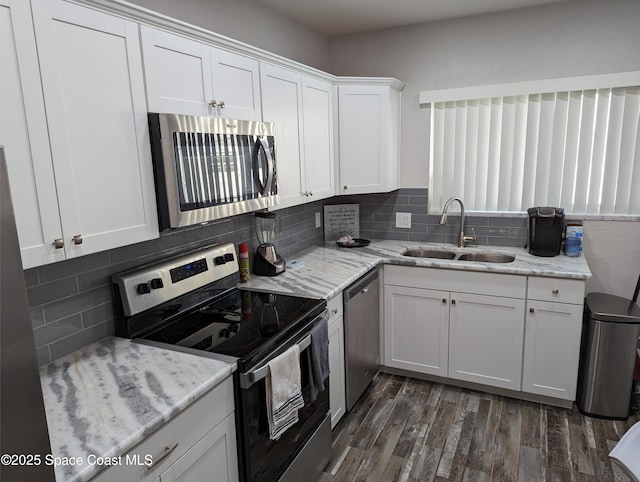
[420,73,640,215]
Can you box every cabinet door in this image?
[210,48,261,121]
[301,76,334,200]
[159,413,238,482]
[383,285,449,377]
[338,85,393,195]
[0,0,63,268]
[140,26,213,116]
[448,293,525,390]
[32,0,158,258]
[260,63,304,208]
[328,315,346,429]
[522,300,583,400]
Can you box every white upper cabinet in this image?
[260,63,304,208]
[260,62,335,209]
[29,0,158,261]
[301,76,335,201]
[141,26,261,121]
[337,81,403,195]
[0,0,64,268]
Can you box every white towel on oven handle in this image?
[266,344,305,440]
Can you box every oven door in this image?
[234,317,330,482]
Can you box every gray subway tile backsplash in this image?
[28,188,530,366]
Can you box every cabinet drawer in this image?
[328,292,343,323]
[527,277,585,305]
[385,265,526,299]
[93,377,234,482]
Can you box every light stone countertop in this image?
[39,240,590,482]
[241,240,592,299]
[40,337,235,482]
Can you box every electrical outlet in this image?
[396,212,411,228]
[315,212,321,228]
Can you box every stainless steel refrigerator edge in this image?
[344,268,380,411]
[0,147,55,480]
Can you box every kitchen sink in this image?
[456,252,515,263]
[402,248,457,259]
[402,248,516,263]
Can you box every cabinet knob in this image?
[530,307,535,313]
[343,185,348,190]
[451,299,456,305]
[331,308,338,315]
[54,238,64,249]
[219,100,225,108]
[72,234,83,245]
[209,100,218,108]
[442,298,447,304]
[552,289,559,295]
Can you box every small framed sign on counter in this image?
[323,204,359,241]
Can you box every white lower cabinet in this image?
[327,293,346,429]
[155,413,237,482]
[384,285,449,377]
[92,378,237,482]
[522,277,585,400]
[448,293,525,390]
[382,265,586,403]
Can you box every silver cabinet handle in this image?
[219,100,225,108]
[146,442,179,472]
[361,287,369,294]
[552,289,559,294]
[209,100,218,108]
[54,238,64,249]
[72,234,83,245]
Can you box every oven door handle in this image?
[239,334,311,390]
[239,308,329,390]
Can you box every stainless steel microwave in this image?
[148,113,278,229]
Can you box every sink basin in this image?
[403,248,456,259]
[457,252,515,263]
[402,247,516,263]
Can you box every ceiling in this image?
[255,0,572,36]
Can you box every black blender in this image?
[253,212,286,276]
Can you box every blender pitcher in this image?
[253,212,286,276]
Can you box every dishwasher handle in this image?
[345,269,378,302]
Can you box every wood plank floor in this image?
[321,373,640,482]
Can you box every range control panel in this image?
[113,242,239,317]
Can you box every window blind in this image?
[428,86,640,215]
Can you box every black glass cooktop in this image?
[138,289,324,368]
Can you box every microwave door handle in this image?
[253,136,274,196]
[239,334,312,390]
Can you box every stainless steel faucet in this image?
[439,197,476,247]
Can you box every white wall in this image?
[583,220,640,297]
[126,0,330,71]
[329,0,640,298]
[329,0,640,190]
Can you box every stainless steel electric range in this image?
[112,243,331,482]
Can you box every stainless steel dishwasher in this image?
[344,268,380,411]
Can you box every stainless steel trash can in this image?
[577,292,640,419]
